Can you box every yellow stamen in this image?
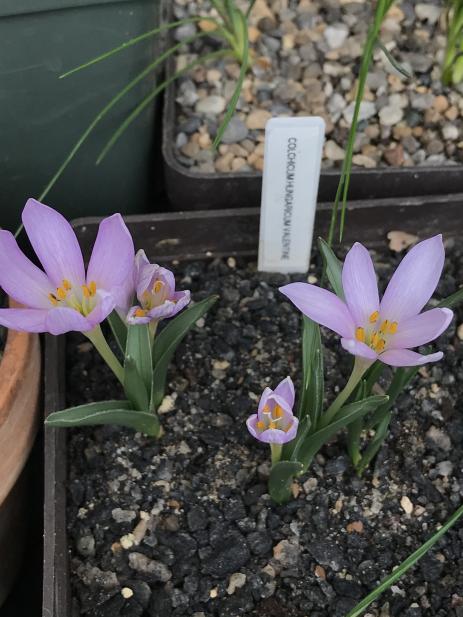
[82,285,91,298]
[355,327,365,343]
[134,308,148,318]
[389,321,398,334]
[48,293,58,306]
[375,338,386,353]
[62,279,72,291]
[262,404,270,413]
[371,331,379,347]
[88,281,97,296]
[153,280,163,293]
[379,320,389,334]
[269,421,277,430]
[273,405,284,419]
[256,421,265,430]
[284,422,293,433]
[56,287,67,300]
[369,310,379,323]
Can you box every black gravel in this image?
[66,239,463,617]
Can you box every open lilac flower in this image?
[0,199,134,335]
[280,236,453,367]
[247,377,299,444]
[127,250,190,325]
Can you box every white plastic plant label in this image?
[258,117,325,273]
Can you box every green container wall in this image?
[0,0,159,230]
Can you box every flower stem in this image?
[321,357,371,427]
[271,444,282,466]
[85,325,125,386]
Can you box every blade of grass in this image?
[96,49,232,163]
[60,17,221,78]
[213,10,249,148]
[246,0,257,18]
[37,32,211,202]
[346,502,463,617]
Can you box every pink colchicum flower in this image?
[280,236,453,368]
[0,199,135,335]
[127,250,190,325]
[247,377,299,444]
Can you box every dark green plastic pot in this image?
[0,0,159,230]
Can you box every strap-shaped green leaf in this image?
[298,316,324,426]
[296,395,388,470]
[124,356,150,412]
[346,503,463,617]
[151,295,218,409]
[107,310,128,355]
[125,323,152,394]
[268,461,304,505]
[318,237,344,299]
[45,402,160,436]
[438,287,463,309]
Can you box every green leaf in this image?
[126,324,152,393]
[356,409,392,476]
[437,287,463,309]
[268,461,304,505]
[298,316,324,427]
[376,40,412,77]
[297,395,388,470]
[45,401,160,436]
[124,356,150,412]
[284,415,311,461]
[213,9,249,148]
[151,295,218,409]
[346,503,463,617]
[318,238,344,299]
[107,310,128,355]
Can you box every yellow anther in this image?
[371,331,379,347]
[82,285,90,298]
[273,405,284,419]
[262,404,270,413]
[355,327,365,343]
[88,281,97,296]
[369,311,379,323]
[48,293,58,306]
[62,279,72,291]
[56,287,67,300]
[256,420,265,430]
[375,338,386,353]
[134,308,148,318]
[389,321,398,334]
[269,421,277,430]
[379,320,389,334]
[153,280,163,293]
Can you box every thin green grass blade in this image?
[60,18,219,78]
[437,286,463,309]
[96,49,231,164]
[246,0,257,18]
[38,31,210,203]
[376,40,412,77]
[346,503,463,617]
[212,10,249,148]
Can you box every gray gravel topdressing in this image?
[66,240,463,617]
[171,0,463,174]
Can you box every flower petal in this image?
[258,422,299,444]
[279,283,355,338]
[380,235,445,322]
[22,198,85,287]
[342,242,379,327]
[379,349,443,367]
[85,291,117,329]
[341,338,378,361]
[0,308,49,332]
[273,377,295,409]
[246,414,260,439]
[0,230,53,308]
[390,308,453,350]
[127,306,153,325]
[87,213,135,299]
[257,388,273,415]
[45,307,93,335]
